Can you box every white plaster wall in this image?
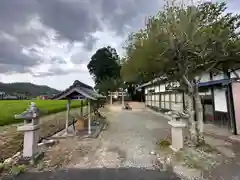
[199,73,211,82]
[148,86,153,92]
[152,101,155,107]
[155,85,159,92]
[161,101,165,108]
[171,94,176,102]
[145,88,148,94]
[165,102,170,109]
[212,72,224,80]
[230,69,240,78]
[153,95,156,106]
[176,93,183,103]
[165,94,169,101]
[160,84,166,92]
[214,89,227,112]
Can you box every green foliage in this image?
[159,139,171,148]
[87,46,122,94]
[10,164,25,176]
[17,165,26,173]
[87,47,121,83]
[0,100,86,126]
[121,1,240,86]
[94,77,122,95]
[0,162,4,172]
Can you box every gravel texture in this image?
[72,110,172,169]
[3,107,181,180]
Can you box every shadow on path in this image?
[3,168,181,180]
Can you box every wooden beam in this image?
[65,99,71,134]
[88,100,91,135]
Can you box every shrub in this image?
[158,139,171,148]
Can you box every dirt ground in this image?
[0,107,86,161]
[3,106,181,180]
[2,104,240,180]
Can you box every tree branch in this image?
[196,62,218,82]
[177,61,192,90]
[232,69,240,78]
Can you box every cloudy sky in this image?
[0,0,238,90]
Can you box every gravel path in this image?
[71,110,172,169]
[4,108,181,180]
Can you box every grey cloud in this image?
[0,0,47,74]
[0,0,177,75]
[0,0,38,33]
[71,51,89,64]
[37,0,101,42]
[82,35,98,51]
[14,28,48,47]
[31,67,82,77]
[0,64,31,74]
[0,36,43,74]
[51,57,67,64]
[95,0,162,35]
[1,0,237,76]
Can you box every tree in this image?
[94,77,122,96]
[87,46,121,94]
[122,1,240,146]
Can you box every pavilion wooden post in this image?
[88,99,91,135]
[80,100,83,116]
[110,92,113,105]
[65,99,71,134]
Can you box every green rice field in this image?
[0,100,86,126]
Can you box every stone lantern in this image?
[168,104,188,152]
[15,102,40,159]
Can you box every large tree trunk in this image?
[194,86,204,145]
[183,79,204,146]
[185,92,198,145]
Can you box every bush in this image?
[158,139,171,148]
[10,165,25,176]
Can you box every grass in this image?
[0,108,85,162]
[0,100,87,126]
[158,139,171,148]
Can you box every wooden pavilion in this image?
[52,80,104,135]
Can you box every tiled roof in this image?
[52,80,103,100]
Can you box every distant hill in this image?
[0,82,60,98]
